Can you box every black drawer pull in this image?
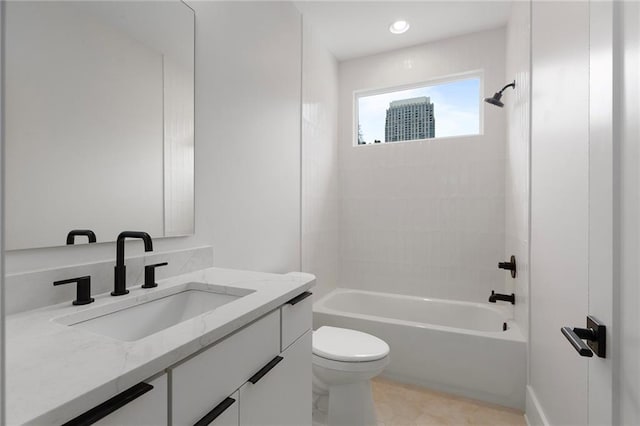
[248,356,283,384]
[287,291,312,305]
[194,397,236,426]
[62,382,153,426]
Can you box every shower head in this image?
[484,93,505,107]
[484,80,516,108]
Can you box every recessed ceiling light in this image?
[389,20,410,35]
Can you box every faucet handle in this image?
[142,262,168,289]
[54,276,94,305]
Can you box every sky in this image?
[357,78,481,144]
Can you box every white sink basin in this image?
[55,283,252,341]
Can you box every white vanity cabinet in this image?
[172,292,312,426]
[62,291,312,426]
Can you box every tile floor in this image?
[372,377,526,426]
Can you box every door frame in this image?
[588,0,614,424]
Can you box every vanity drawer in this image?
[171,310,280,426]
[281,291,312,351]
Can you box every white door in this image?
[530,0,614,425]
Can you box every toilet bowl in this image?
[312,326,390,426]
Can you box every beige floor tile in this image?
[372,377,526,426]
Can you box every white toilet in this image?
[312,326,390,426]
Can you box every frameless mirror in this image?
[5,1,194,250]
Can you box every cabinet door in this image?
[93,374,167,426]
[239,331,311,426]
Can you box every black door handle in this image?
[561,327,593,357]
[194,397,236,426]
[561,315,606,358]
[62,382,153,425]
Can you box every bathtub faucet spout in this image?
[489,291,515,305]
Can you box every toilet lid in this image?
[312,326,390,362]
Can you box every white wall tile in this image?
[337,28,507,303]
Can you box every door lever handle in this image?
[561,315,606,358]
[561,327,593,357]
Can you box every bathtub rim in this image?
[313,288,525,342]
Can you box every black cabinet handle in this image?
[248,356,283,384]
[286,291,312,305]
[194,397,236,426]
[62,382,153,426]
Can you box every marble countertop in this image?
[6,267,315,425]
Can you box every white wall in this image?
[301,19,339,300]
[528,2,590,424]
[191,1,302,274]
[618,2,640,423]
[337,28,507,303]
[505,2,530,339]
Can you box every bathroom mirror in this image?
[4,1,194,250]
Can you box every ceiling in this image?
[294,1,513,61]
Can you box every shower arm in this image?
[498,81,516,94]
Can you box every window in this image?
[355,75,482,146]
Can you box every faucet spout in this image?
[112,231,153,296]
[488,290,515,305]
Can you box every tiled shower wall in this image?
[337,28,507,303]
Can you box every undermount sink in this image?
[54,283,252,341]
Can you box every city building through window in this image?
[355,75,482,145]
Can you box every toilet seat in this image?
[313,352,390,372]
[312,326,390,362]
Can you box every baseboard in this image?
[525,385,550,426]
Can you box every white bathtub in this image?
[313,288,526,409]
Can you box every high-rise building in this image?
[384,96,435,142]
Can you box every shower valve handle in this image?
[498,255,517,278]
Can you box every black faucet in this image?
[489,290,515,305]
[112,231,153,296]
[66,229,97,245]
